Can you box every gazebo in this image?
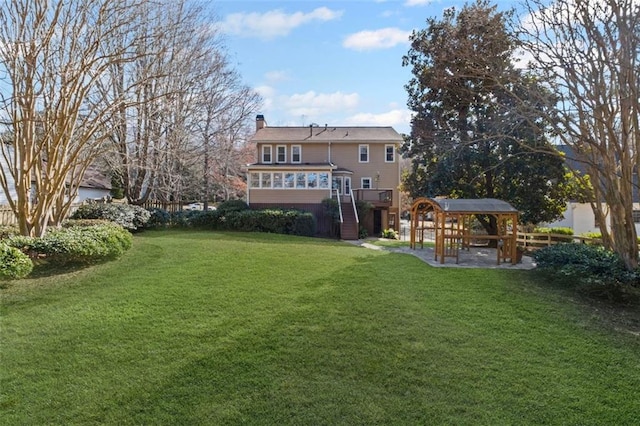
[410,198,519,265]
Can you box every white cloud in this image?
[283,91,360,117]
[343,27,411,51]
[345,109,412,131]
[264,70,290,84]
[219,7,343,39]
[404,0,433,6]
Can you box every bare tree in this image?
[0,0,143,236]
[517,0,640,269]
[193,56,261,208]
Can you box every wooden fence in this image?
[517,232,598,250]
[0,204,82,226]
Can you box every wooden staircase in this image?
[340,202,359,240]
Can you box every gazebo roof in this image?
[428,198,518,214]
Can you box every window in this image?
[284,172,295,188]
[361,177,372,189]
[250,173,260,188]
[273,172,283,188]
[319,173,329,188]
[276,145,286,163]
[385,144,395,162]
[262,145,272,163]
[359,144,369,163]
[633,210,640,223]
[291,145,301,163]
[253,171,329,190]
[307,173,317,189]
[296,172,306,188]
[261,172,271,188]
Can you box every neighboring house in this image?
[76,164,112,202]
[543,145,639,235]
[246,115,404,239]
[0,146,111,205]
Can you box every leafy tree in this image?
[517,0,640,270]
[402,0,570,235]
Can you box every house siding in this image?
[249,189,331,204]
[248,120,403,236]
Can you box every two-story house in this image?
[246,115,403,239]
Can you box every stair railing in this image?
[349,189,359,226]
[334,189,343,224]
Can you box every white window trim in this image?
[359,144,369,163]
[262,145,272,164]
[276,145,286,163]
[385,144,395,163]
[361,177,372,189]
[291,145,302,164]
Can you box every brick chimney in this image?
[256,114,266,131]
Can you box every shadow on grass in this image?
[529,269,640,335]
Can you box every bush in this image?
[71,203,150,231]
[170,210,200,228]
[533,243,638,302]
[189,210,222,229]
[4,224,132,265]
[381,228,398,239]
[0,242,33,279]
[146,208,171,229]
[222,209,316,236]
[62,219,113,228]
[216,200,249,216]
[0,225,19,240]
[534,226,574,235]
[321,198,340,222]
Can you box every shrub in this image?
[5,224,132,265]
[168,210,195,228]
[62,219,113,228]
[381,228,398,239]
[189,210,222,229]
[146,208,171,229]
[221,209,316,237]
[0,242,33,279]
[533,243,638,302]
[534,226,574,235]
[216,200,249,216]
[71,203,150,231]
[0,225,19,240]
[321,198,340,222]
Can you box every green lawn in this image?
[1,230,639,425]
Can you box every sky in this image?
[213,0,518,135]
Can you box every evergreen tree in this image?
[402,0,569,234]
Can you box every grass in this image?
[1,230,640,425]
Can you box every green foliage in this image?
[402,0,569,225]
[0,225,19,239]
[533,243,638,302]
[0,242,33,279]
[216,199,249,215]
[169,210,200,228]
[189,210,222,229]
[534,226,574,237]
[321,198,340,222]
[4,224,132,265]
[62,219,113,228]
[146,208,171,229]
[358,225,368,239]
[381,228,399,239]
[71,203,151,231]
[355,200,373,221]
[187,208,316,236]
